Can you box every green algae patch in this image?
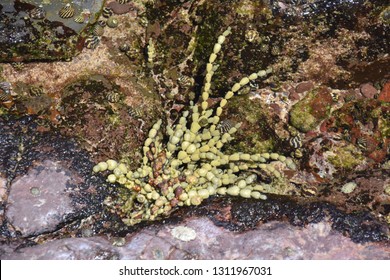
[289,86,333,132]
[222,95,280,155]
[328,144,364,170]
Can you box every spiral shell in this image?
[128,106,142,119]
[0,91,11,102]
[92,24,104,36]
[106,16,119,28]
[356,137,368,151]
[29,86,45,96]
[59,4,75,19]
[85,35,100,50]
[106,91,121,103]
[102,7,113,18]
[97,20,107,27]
[289,135,302,149]
[74,14,85,23]
[217,119,235,134]
[74,9,91,23]
[117,0,130,4]
[330,91,339,102]
[30,5,46,20]
[119,43,130,52]
[294,148,303,158]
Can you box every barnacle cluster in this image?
[93,28,296,226]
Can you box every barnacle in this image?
[94,28,296,226]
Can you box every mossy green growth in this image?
[378,115,390,138]
[328,144,364,170]
[289,87,332,132]
[223,95,278,154]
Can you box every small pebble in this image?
[171,226,197,242]
[341,182,357,194]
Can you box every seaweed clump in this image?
[94,28,296,226]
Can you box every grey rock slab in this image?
[6,160,77,236]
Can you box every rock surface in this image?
[0,0,389,260]
[1,218,389,260]
[7,160,78,236]
[0,0,105,62]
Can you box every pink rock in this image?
[289,89,301,101]
[360,83,377,99]
[1,218,389,260]
[107,2,134,15]
[6,161,76,236]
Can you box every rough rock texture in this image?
[6,160,75,236]
[0,0,389,260]
[0,116,109,240]
[1,218,389,260]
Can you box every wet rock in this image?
[222,94,283,155]
[289,86,333,132]
[0,236,120,260]
[304,99,389,183]
[288,88,301,101]
[108,1,135,15]
[1,218,389,260]
[0,0,105,62]
[360,83,378,99]
[295,82,314,94]
[58,74,163,164]
[6,160,77,236]
[0,116,109,238]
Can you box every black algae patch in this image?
[0,115,111,239]
[0,116,388,244]
[225,197,388,243]
[167,196,389,244]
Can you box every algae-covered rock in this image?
[223,94,281,155]
[321,99,390,163]
[327,144,364,170]
[289,86,333,132]
[0,0,105,62]
[58,74,163,164]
